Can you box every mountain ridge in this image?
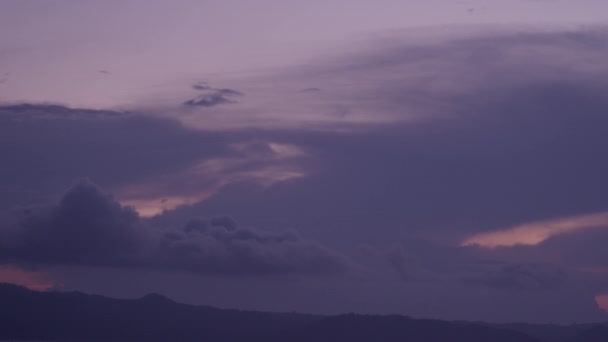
[0,283,606,341]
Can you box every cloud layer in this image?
[2,28,608,322]
[0,180,350,276]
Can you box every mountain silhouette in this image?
[0,283,606,341]
[567,325,608,342]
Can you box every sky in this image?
[1,0,608,323]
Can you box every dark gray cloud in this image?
[0,103,240,210]
[0,103,123,119]
[1,180,142,266]
[155,217,349,275]
[216,88,244,96]
[183,93,237,107]
[0,180,351,276]
[184,83,244,107]
[0,103,311,221]
[192,83,210,91]
[300,88,321,93]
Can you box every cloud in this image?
[0,103,311,217]
[596,294,608,313]
[0,103,123,119]
[171,29,608,245]
[300,87,321,93]
[119,140,308,217]
[183,93,237,107]
[466,263,565,291]
[2,29,608,321]
[258,29,608,127]
[148,32,608,320]
[169,77,608,249]
[1,180,144,266]
[191,82,210,91]
[184,83,244,107]
[215,88,244,96]
[154,217,349,275]
[0,104,231,206]
[0,180,351,276]
[510,226,608,271]
[461,211,608,248]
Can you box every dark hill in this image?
[290,313,540,342]
[0,282,599,341]
[567,325,608,342]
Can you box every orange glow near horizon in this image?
[0,265,57,291]
[595,294,608,313]
[461,211,608,248]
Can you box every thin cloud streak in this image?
[120,192,216,218]
[462,211,608,248]
[117,141,308,217]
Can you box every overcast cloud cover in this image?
[1,0,608,324]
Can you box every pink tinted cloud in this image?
[595,294,608,313]
[462,211,608,248]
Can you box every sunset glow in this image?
[596,294,608,313]
[0,265,57,291]
[462,211,608,248]
[2,0,608,327]
[121,193,215,217]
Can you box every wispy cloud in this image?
[117,141,308,217]
[183,83,244,107]
[462,211,608,248]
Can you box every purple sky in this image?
[1,0,608,323]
